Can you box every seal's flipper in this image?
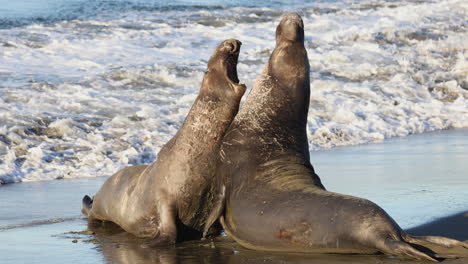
[151,201,177,245]
[403,233,468,249]
[141,203,177,248]
[202,185,226,239]
[401,233,468,258]
[141,229,176,248]
[82,195,93,217]
[380,238,438,262]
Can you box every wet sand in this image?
[1,129,467,264]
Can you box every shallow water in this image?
[1,0,467,183]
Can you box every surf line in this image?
[0,216,82,231]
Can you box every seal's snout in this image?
[206,39,243,90]
[276,12,304,43]
[282,12,303,27]
[223,39,242,54]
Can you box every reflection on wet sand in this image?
[84,218,468,264]
[87,221,232,264]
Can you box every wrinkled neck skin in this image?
[232,39,310,160]
[268,40,310,129]
[166,38,243,160]
[167,67,243,227]
[174,67,243,152]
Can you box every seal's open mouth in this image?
[225,52,246,96]
[224,39,241,85]
[226,57,240,85]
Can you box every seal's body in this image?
[82,39,245,244]
[219,13,467,261]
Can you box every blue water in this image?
[0,0,334,28]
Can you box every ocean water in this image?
[0,0,467,183]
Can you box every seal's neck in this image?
[236,41,310,143]
[175,93,239,151]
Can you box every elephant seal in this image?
[218,13,468,261]
[82,39,246,245]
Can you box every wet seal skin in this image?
[218,13,468,261]
[81,39,246,245]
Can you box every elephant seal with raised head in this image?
[82,39,246,245]
[218,13,467,261]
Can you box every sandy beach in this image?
[1,129,467,264]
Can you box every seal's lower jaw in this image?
[225,63,246,97]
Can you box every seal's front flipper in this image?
[141,229,176,248]
[380,238,437,262]
[202,185,225,239]
[146,201,177,246]
[82,195,93,217]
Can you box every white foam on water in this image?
[0,0,467,185]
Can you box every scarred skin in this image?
[82,39,246,244]
[218,13,468,261]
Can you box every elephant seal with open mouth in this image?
[82,39,246,245]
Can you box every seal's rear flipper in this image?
[82,195,93,217]
[380,238,438,262]
[403,233,468,249]
[402,233,468,258]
